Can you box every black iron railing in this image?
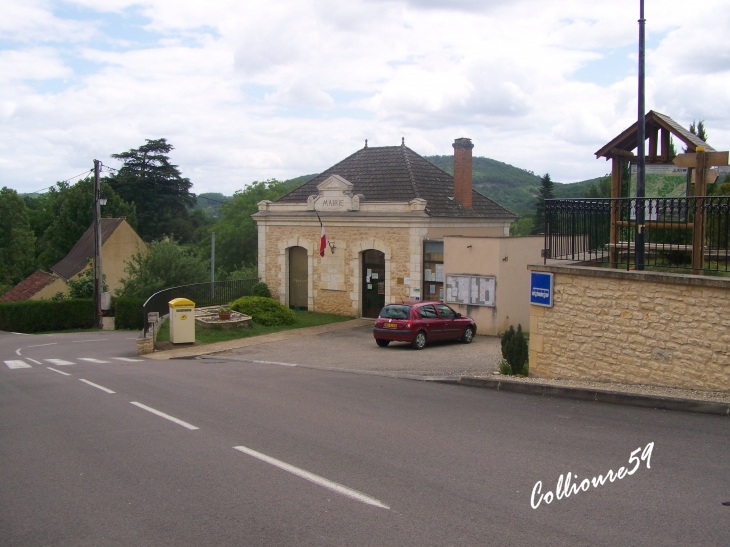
[544,196,730,273]
[142,278,259,335]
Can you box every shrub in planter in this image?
[230,296,295,326]
[500,324,529,375]
[251,282,272,298]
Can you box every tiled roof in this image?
[276,144,516,218]
[0,270,58,302]
[51,218,125,280]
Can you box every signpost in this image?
[530,272,554,308]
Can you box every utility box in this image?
[169,298,195,344]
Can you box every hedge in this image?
[230,296,296,326]
[0,299,94,333]
[113,297,144,330]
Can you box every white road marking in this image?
[252,360,298,367]
[27,358,42,364]
[44,359,75,366]
[130,402,199,430]
[233,445,390,510]
[78,358,111,364]
[113,357,144,362]
[80,379,115,394]
[5,360,31,369]
[28,343,57,348]
[15,348,21,355]
[48,367,71,376]
[11,332,31,335]
[72,339,109,343]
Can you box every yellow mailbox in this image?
[169,298,195,344]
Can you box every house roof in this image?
[51,218,125,280]
[276,144,516,218]
[595,110,715,159]
[0,270,58,302]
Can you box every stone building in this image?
[254,139,517,318]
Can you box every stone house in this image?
[254,138,518,319]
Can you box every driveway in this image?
[215,325,503,377]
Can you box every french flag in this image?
[319,224,327,257]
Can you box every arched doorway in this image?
[289,246,308,310]
[362,249,385,318]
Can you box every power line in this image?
[23,169,94,195]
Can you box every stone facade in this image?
[529,264,730,392]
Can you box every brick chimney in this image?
[452,137,473,207]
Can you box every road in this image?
[1,329,729,546]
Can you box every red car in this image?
[373,301,476,349]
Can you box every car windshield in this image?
[379,305,411,320]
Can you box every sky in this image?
[1,0,729,196]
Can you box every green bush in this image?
[251,281,271,298]
[501,324,529,375]
[0,299,94,333]
[230,296,295,326]
[113,297,144,330]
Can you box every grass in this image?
[155,310,354,346]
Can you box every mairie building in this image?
[253,138,516,318]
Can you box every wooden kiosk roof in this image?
[595,110,714,161]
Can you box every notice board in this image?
[445,275,495,307]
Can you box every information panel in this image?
[445,275,495,307]
[530,271,553,307]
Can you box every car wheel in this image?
[375,339,390,347]
[461,326,474,344]
[411,331,427,350]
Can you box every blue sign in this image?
[530,272,553,307]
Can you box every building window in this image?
[423,240,444,302]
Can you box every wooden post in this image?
[648,126,658,161]
[692,147,707,274]
[660,128,670,162]
[610,157,622,267]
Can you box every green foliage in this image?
[113,297,144,330]
[0,299,94,333]
[192,193,233,219]
[230,296,295,326]
[116,237,208,299]
[0,187,36,286]
[500,324,529,375]
[107,138,196,242]
[217,263,258,281]
[31,178,137,269]
[67,262,108,299]
[584,174,612,198]
[498,359,512,376]
[251,281,271,298]
[509,215,534,236]
[532,174,554,235]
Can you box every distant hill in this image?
[193,192,233,218]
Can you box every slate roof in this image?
[276,144,516,218]
[0,270,58,302]
[51,218,125,280]
[595,110,715,159]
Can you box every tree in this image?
[585,174,611,198]
[532,173,554,235]
[34,178,137,270]
[203,179,299,272]
[0,187,36,288]
[108,139,196,242]
[116,237,208,299]
[685,120,708,152]
[67,261,108,299]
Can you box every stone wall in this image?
[529,264,730,392]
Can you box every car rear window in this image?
[379,305,411,319]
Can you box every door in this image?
[289,246,308,310]
[435,303,460,339]
[362,250,385,318]
[418,304,443,340]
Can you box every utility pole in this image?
[210,231,215,300]
[93,159,103,329]
[635,0,646,270]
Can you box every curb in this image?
[458,377,730,416]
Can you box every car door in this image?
[417,304,442,340]
[435,304,460,340]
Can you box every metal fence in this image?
[544,196,730,273]
[142,278,259,336]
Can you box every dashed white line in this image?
[48,367,71,376]
[233,445,390,510]
[252,360,298,367]
[72,339,109,343]
[44,359,75,366]
[4,360,31,369]
[11,332,31,336]
[113,357,144,362]
[78,358,111,364]
[79,379,115,394]
[129,402,199,430]
[26,358,42,365]
[28,343,57,348]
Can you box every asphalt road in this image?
[2,329,729,546]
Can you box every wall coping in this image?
[528,262,730,289]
